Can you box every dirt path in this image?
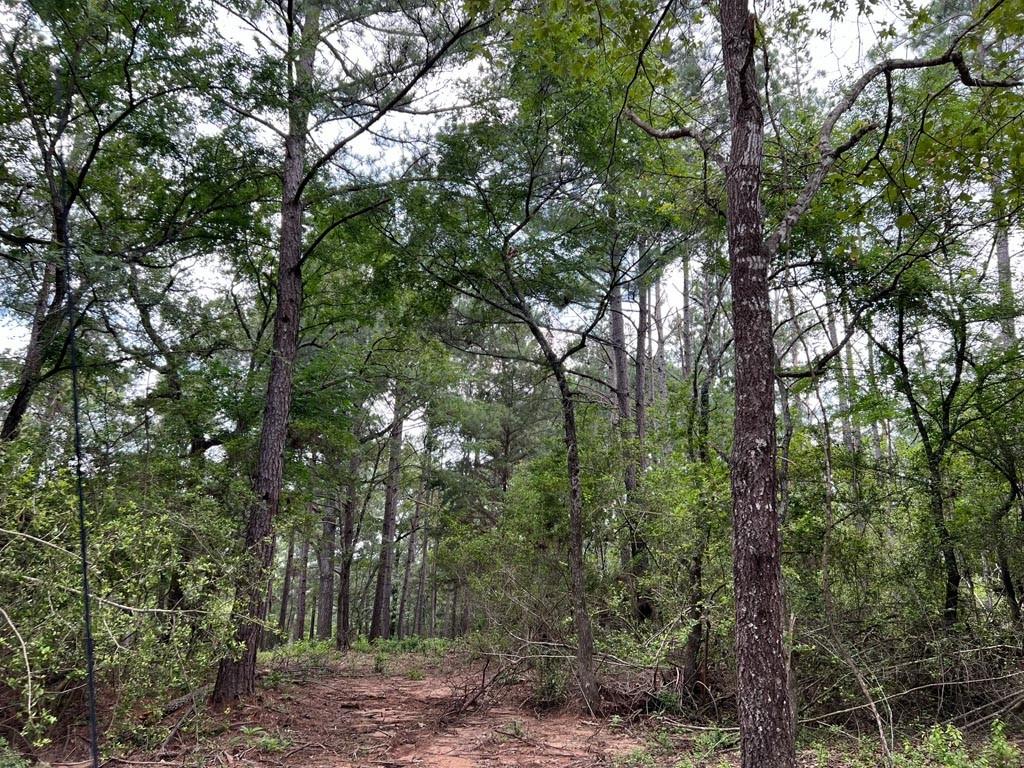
[233,672,641,767]
[127,656,650,768]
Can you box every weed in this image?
[238,725,290,754]
[0,738,31,768]
[891,721,1022,768]
[406,666,425,681]
[614,747,656,767]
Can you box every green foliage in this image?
[0,738,31,768]
[237,726,290,754]
[893,723,1022,768]
[360,636,449,657]
[0,440,238,746]
[613,747,656,768]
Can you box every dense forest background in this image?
[1,0,1023,765]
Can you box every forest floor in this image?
[186,653,652,768]
[43,649,732,768]
[43,648,950,768]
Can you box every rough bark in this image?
[720,1,796,765]
[635,254,649,471]
[554,366,599,708]
[653,277,669,410]
[2,260,67,441]
[996,224,1014,341]
[370,405,404,640]
[276,530,296,640]
[630,247,654,622]
[681,256,694,383]
[293,536,310,642]
[316,508,336,641]
[927,460,961,628]
[609,271,636,574]
[414,496,431,636]
[210,0,320,705]
[995,493,1021,624]
[336,454,360,650]
[396,484,423,639]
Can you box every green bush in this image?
[0,738,31,768]
[893,722,1022,768]
[353,636,449,657]
[0,445,240,746]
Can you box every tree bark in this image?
[554,365,599,707]
[211,0,320,704]
[994,177,1016,343]
[681,256,694,383]
[414,496,431,636]
[653,277,669,410]
[2,261,67,441]
[316,507,336,641]
[635,250,649,470]
[927,460,961,628]
[609,271,636,574]
[630,246,653,622]
[397,484,423,639]
[521,313,599,708]
[293,536,310,642]
[277,530,296,641]
[336,454,360,650]
[719,0,796,764]
[370,404,404,640]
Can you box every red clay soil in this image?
[226,671,642,767]
[49,655,650,767]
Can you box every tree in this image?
[210,0,486,702]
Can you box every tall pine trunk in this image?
[276,530,296,642]
[414,498,430,636]
[719,1,796,764]
[211,0,320,704]
[370,404,404,639]
[316,509,336,641]
[293,536,310,642]
[336,454,360,650]
[396,485,423,639]
[553,364,599,707]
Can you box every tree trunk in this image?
[370,405,404,640]
[397,485,423,639]
[210,0,320,705]
[429,532,440,637]
[720,0,796,764]
[2,260,67,441]
[293,536,310,642]
[449,580,460,638]
[927,460,961,628]
[308,586,316,639]
[630,247,653,621]
[609,275,635,573]
[336,455,360,650]
[996,493,1021,624]
[316,508,336,641]
[653,277,669,410]
[554,366,599,708]
[635,252,648,470]
[681,256,693,383]
[414,497,430,636]
[994,178,1016,343]
[277,530,296,641]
